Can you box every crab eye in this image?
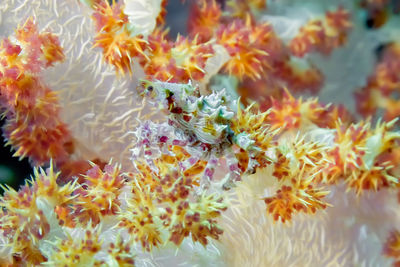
[147,85,154,91]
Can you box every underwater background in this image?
[1,0,400,266]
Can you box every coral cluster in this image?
[289,6,352,57]
[0,159,226,265]
[0,18,70,166]
[0,0,400,266]
[356,43,400,121]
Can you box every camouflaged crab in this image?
[136,80,271,190]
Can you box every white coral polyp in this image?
[123,0,163,37]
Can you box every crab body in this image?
[138,80,261,189]
[140,80,237,146]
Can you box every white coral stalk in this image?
[0,0,153,169]
[124,0,163,37]
[218,170,399,266]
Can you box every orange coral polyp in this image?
[143,32,214,82]
[4,121,71,164]
[0,17,72,166]
[331,122,370,170]
[326,6,352,32]
[384,230,400,262]
[118,200,162,252]
[94,29,148,74]
[264,183,329,223]
[323,119,400,193]
[92,0,127,32]
[266,92,302,130]
[346,166,397,195]
[71,162,126,225]
[172,35,214,80]
[39,32,66,66]
[290,7,352,57]
[265,89,339,130]
[355,43,400,121]
[92,1,148,75]
[188,0,222,42]
[290,20,325,57]
[141,28,176,80]
[272,59,324,94]
[156,0,168,26]
[216,16,280,81]
[226,0,267,19]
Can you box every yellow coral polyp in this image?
[72,162,126,224]
[100,235,135,266]
[45,228,103,266]
[169,194,226,246]
[1,162,76,215]
[320,118,400,195]
[346,165,398,195]
[118,199,162,252]
[231,99,277,159]
[274,135,328,180]
[0,163,77,265]
[33,161,78,205]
